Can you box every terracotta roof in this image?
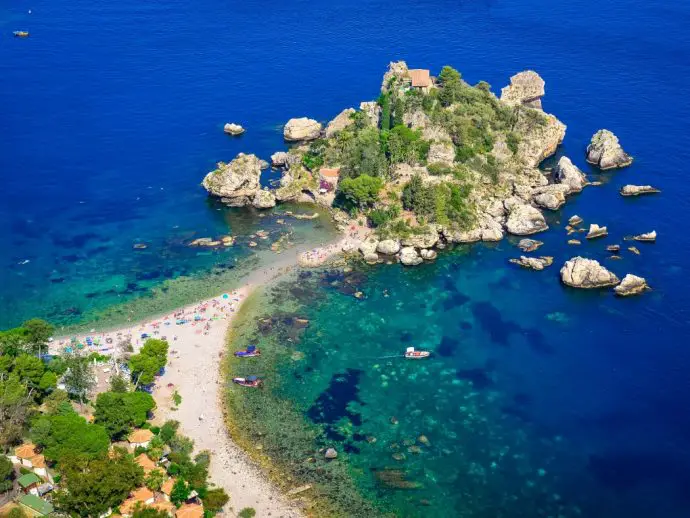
[160,478,175,496]
[175,503,204,518]
[131,487,154,502]
[135,454,157,473]
[128,429,154,444]
[15,443,37,459]
[151,500,176,515]
[119,496,139,515]
[408,69,432,88]
[319,167,341,178]
[29,454,46,468]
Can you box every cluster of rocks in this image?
[620,184,660,197]
[201,153,276,208]
[559,257,649,296]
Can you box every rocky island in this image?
[201,61,637,269]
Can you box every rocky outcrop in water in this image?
[614,274,649,296]
[223,123,245,136]
[586,129,633,170]
[399,246,423,266]
[517,238,543,252]
[554,157,587,193]
[420,249,437,260]
[532,184,570,210]
[586,224,608,239]
[271,152,300,168]
[620,185,660,197]
[500,70,546,110]
[376,239,401,255]
[560,257,620,288]
[509,256,553,271]
[252,189,276,209]
[633,230,656,242]
[284,117,322,142]
[325,108,355,138]
[505,199,548,235]
[202,153,262,206]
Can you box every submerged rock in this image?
[324,448,338,459]
[620,184,660,197]
[283,117,322,142]
[554,157,588,193]
[509,256,553,271]
[633,230,656,242]
[517,238,543,252]
[202,153,262,206]
[560,257,620,288]
[500,70,546,110]
[586,224,608,240]
[586,129,633,170]
[223,122,245,136]
[614,274,649,297]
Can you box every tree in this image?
[159,420,179,444]
[438,66,463,107]
[0,374,32,449]
[0,455,15,492]
[22,319,54,356]
[338,175,384,209]
[393,97,405,127]
[0,328,28,357]
[38,371,58,393]
[144,468,166,491]
[14,354,45,389]
[62,352,94,403]
[94,391,155,439]
[170,479,190,506]
[387,125,428,164]
[379,93,391,131]
[110,374,129,393]
[53,453,143,517]
[31,408,110,462]
[202,488,229,513]
[238,508,256,518]
[132,505,170,518]
[41,389,69,414]
[129,339,168,389]
[7,508,27,518]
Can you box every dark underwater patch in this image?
[459,321,472,331]
[501,404,532,422]
[471,302,518,346]
[437,335,459,357]
[521,328,554,354]
[61,254,83,263]
[456,367,494,389]
[52,232,100,248]
[307,369,363,441]
[135,270,162,281]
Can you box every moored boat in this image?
[404,346,430,359]
[234,345,261,358]
[233,375,262,387]
[13,31,30,37]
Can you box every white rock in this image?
[614,274,649,296]
[398,247,423,266]
[420,249,438,260]
[505,202,548,235]
[201,153,263,206]
[560,257,620,288]
[284,118,322,142]
[586,224,608,239]
[376,239,401,255]
[554,157,587,193]
[325,108,356,138]
[500,70,546,110]
[427,141,455,166]
[620,185,660,197]
[252,190,276,209]
[223,123,245,136]
[586,129,633,170]
[509,256,553,271]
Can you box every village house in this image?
[17,473,41,495]
[175,502,204,518]
[319,167,341,193]
[160,477,175,501]
[151,499,176,515]
[407,69,433,93]
[7,444,52,481]
[128,429,154,449]
[119,487,155,516]
[134,453,157,474]
[16,494,54,517]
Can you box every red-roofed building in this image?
[407,69,433,92]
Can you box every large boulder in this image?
[376,239,401,255]
[427,141,455,166]
[532,184,570,210]
[586,129,633,170]
[614,274,649,297]
[500,71,546,110]
[509,256,553,271]
[420,249,437,260]
[325,108,356,138]
[359,101,381,127]
[398,247,423,266]
[223,123,245,136]
[620,184,660,197]
[443,226,481,243]
[479,214,505,241]
[202,153,262,206]
[554,157,587,193]
[586,224,608,239]
[400,227,439,249]
[284,118,322,142]
[271,151,301,168]
[514,110,566,167]
[381,61,409,93]
[505,201,548,235]
[560,257,620,288]
[252,189,276,209]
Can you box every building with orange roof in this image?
[175,503,204,518]
[160,478,175,500]
[408,69,432,91]
[119,487,155,516]
[319,167,341,192]
[29,454,48,478]
[151,499,175,516]
[128,429,154,448]
[12,443,38,466]
[135,453,157,474]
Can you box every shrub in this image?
[506,132,520,154]
[379,93,391,131]
[427,163,453,176]
[367,205,400,227]
[338,175,384,209]
[238,508,256,518]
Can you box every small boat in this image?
[404,346,430,359]
[234,345,261,358]
[233,375,262,387]
[13,31,30,37]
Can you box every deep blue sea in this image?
[2,0,690,515]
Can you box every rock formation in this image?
[614,274,649,297]
[252,190,276,209]
[325,108,355,138]
[359,101,381,127]
[376,239,401,255]
[514,110,566,167]
[284,118,322,142]
[399,247,423,266]
[427,141,455,166]
[586,224,608,239]
[500,71,546,110]
[532,184,570,210]
[505,200,548,235]
[381,61,409,93]
[420,249,437,260]
[620,185,660,197]
[202,153,262,206]
[560,257,620,288]
[517,238,543,252]
[554,157,587,193]
[633,230,656,242]
[270,151,300,168]
[223,123,245,136]
[568,215,583,226]
[509,256,554,271]
[400,228,439,249]
[586,129,633,170]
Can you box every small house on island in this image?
[319,167,340,193]
[407,69,433,93]
[17,473,42,495]
[128,429,154,449]
[175,502,204,518]
[16,494,54,517]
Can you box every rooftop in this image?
[175,503,204,518]
[29,454,46,468]
[15,443,37,459]
[408,69,432,88]
[18,494,54,516]
[135,453,157,473]
[319,167,341,178]
[161,478,175,496]
[18,473,41,488]
[128,429,154,444]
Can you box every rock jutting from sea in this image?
[201,61,637,268]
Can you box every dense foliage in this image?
[94,390,156,439]
[338,175,384,209]
[129,338,169,388]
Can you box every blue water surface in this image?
[2,0,690,514]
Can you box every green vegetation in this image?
[61,351,95,403]
[129,338,168,388]
[203,488,230,513]
[132,506,170,518]
[379,93,391,131]
[0,319,53,357]
[172,390,182,407]
[94,390,156,439]
[144,468,166,491]
[0,455,14,492]
[238,508,257,518]
[437,66,463,107]
[402,174,474,227]
[384,125,429,164]
[338,175,384,210]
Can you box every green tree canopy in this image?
[31,407,110,462]
[170,479,190,506]
[62,352,95,403]
[53,452,143,517]
[22,319,54,355]
[94,390,156,440]
[0,328,29,357]
[203,488,230,513]
[338,175,384,209]
[0,455,15,492]
[129,339,168,389]
[437,66,463,107]
[132,506,170,518]
[0,373,32,449]
[13,354,45,388]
